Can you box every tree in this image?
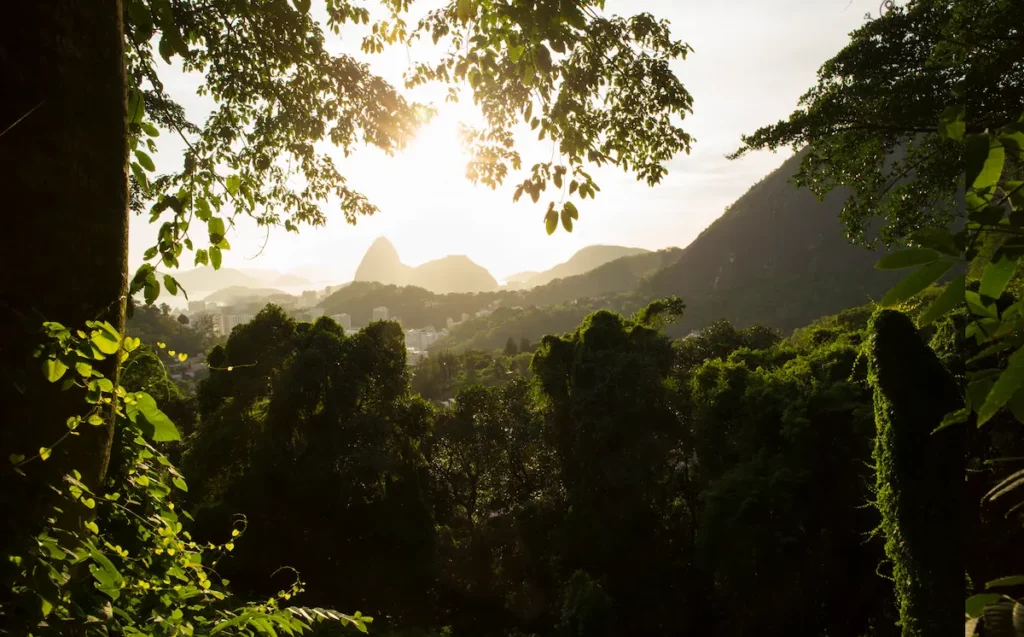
[1,0,695,510]
[0,1,130,540]
[177,313,190,325]
[504,336,519,356]
[519,337,532,353]
[868,310,963,635]
[731,0,1023,245]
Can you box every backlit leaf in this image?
[880,260,955,307]
[874,247,940,270]
[43,359,68,383]
[978,349,1024,426]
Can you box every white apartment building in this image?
[332,313,352,329]
[373,306,389,321]
[188,300,207,313]
[214,313,254,337]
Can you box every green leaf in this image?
[91,321,121,355]
[874,247,940,270]
[210,245,223,270]
[933,407,968,433]
[134,150,155,172]
[544,209,558,235]
[456,0,473,22]
[907,227,960,257]
[938,105,965,141]
[127,89,145,125]
[9,453,25,465]
[172,476,188,492]
[208,217,226,239]
[225,175,241,196]
[39,447,52,461]
[134,392,181,442]
[560,206,574,232]
[291,0,311,12]
[981,255,1018,299]
[987,575,1024,589]
[43,359,68,383]
[978,349,1024,426]
[164,274,179,296]
[966,593,1003,619]
[535,44,552,74]
[140,122,159,137]
[880,260,955,307]
[144,272,160,305]
[966,134,1005,190]
[966,290,999,319]
[75,361,93,377]
[918,275,965,326]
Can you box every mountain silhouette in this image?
[353,237,498,294]
[523,245,650,288]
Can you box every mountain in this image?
[409,255,499,294]
[172,267,263,293]
[504,271,539,290]
[203,286,290,305]
[524,245,650,287]
[522,248,683,307]
[353,237,413,286]
[320,281,503,329]
[431,151,903,352]
[353,237,497,294]
[644,151,901,336]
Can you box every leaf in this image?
[966,291,999,319]
[560,206,574,232]
[981,255,1018,300]
[874,247,940,270]
[544,208,557,235]
[456,0,473,22]
[164,275,179,296]
[9,454,25,465]
[535,44,552,74]
[917,275,965,326]
[225,175,241,196]
[907,227,960,256]
[966,134,1005,190]
[172,476,188,492]
[210,245,223,270]
[39,447,52,461]
[140,122,159,137]
[43,359,68,383]
[938,105,965,141]
[978,349,1024,427]
[91,321,122,355]
[291,0,311,12]
[127,89,145,125]
[932,407,968,433]
[134,392,181,442]
[880,260,955,307]
[966,593,1004,618]
[987,575,1024,589]
[134,150,155,171]
[144,272,160,305]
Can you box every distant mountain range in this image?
[520,245,650,288]
[352,237,651,295]
[353,237,500,294]
[171,267,312,297]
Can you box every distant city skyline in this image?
[129,0,879,284]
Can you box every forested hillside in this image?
[646,151,901,335]
[520,245,650,288]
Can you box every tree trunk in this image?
[0,0,129,541]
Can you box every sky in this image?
[130,0,881,286]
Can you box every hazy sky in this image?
[131,0,880,285]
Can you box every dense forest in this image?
[2,1,1021,637]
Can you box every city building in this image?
[446,317,455,329]
[188,300,207,313]
[405,327,438,350]
[332,313,352,329]
[406,347,428,366]
[214,313,254,337]
[373,306,389,321]
[298,290,318,308]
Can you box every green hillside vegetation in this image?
[320,281,504,328]
[522,248,682,307]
